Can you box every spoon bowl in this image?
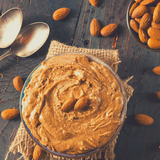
[0,8,23,48]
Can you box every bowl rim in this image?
[126,0,160,52]
[19,53,128,159]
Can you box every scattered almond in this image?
[74,97,88,111]
[13,76,23,92]
[130,19,139,33]
[89,0,99,7]
[148,6,155,15]
[129,2,139,16]
[33,145,45,160]
[139,29,148,43]
[148,27,160,40]
[1,108,19,120]
[140,13,152,29]
[135,114,154,125]
[101,23,118,37]
[141,0,156,6]
[131,5,148,18]
[61,98,76,112]
[151,21,160,29]
[156,91,160,99]
[53,8,70,21]
[147,38,160,49]
[153,5,160,23]
[153,66,160,75]
[135,17,142,23]
[90,19,101,36]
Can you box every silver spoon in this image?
[0,7,23,48]
[0,22,50,60]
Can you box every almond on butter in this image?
[130,19,139,33]
[100,23,118,37]
[90,18,101,36]
[1,108,19,120]
[53,8,70,21]
[153,5,160,23]
[139,29,148,43]
[148,27,160,40]
[89,0,99,7]
[61,98,76,112]
[148,6,155,15]
[140,0,156,5]
[131,5,148,18]
[13,76,23,92]
[147,38,160,49]
[156,91,160,99]
[135,17,142,23]
[129,2,139,16]
[74,97,88,111]
[33,145,45,160]
[135,114,154,125]
[140,12,152,29]
[153,66,160,75]
[151,21,160,29]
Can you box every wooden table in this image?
[0,0,160,160]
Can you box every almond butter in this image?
[74,97,88,111]
[131,5,148,18]
[129,3,139,16]
[153,5,160,23]
[13,76,23,92]
[130,19,139,33]
[148,6,155,15]
[33,145,45,160]
[61,98,76,112]
[151,21,160,29]
[140,13,152,29]
[53,8,70,21]
[140,0,156,5]
[148,27,160,40]
[153,66,160,75]
[139,29,148,43]
[135,114,154,125]
[89,0,99,7]
[135,17,142,23]
[1,108,19,120]
[147,38,160,49]
[156,91,160,99]
[100,23,118,37]
[90,19,101,36]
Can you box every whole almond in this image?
[90,19,101,36]
[33,145,45,160]
[148,38,160,49]
[135,0,143,3]
[156,91,160,99]
[153,5,160,23]
[101,23,118,37]
[135,17,142,23]
[135,114,154,125]
[153,66,160,75]
[140,13,152,29]
[139,29,148,43]
[130,19,139,33]
[53,8,70,21]
[74,97,88,111]
[148,6,155,15]
[89,0,99,7]
[1,108,19,120]
[131,5,148,18]
[148,27,160,40]
[61,98,76,112]
[140,0,156,5]
[151,21,160,29]
[129,3,139,16]
[13,76,23,92]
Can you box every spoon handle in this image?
[0,49,12,61]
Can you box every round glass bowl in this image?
[126,0,160,52]
[19,53,127,159]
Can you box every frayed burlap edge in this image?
[5,40,134,160]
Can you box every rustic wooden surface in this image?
[0,0,160,160]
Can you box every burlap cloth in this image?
[5,40,134,160]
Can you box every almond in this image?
[131,5,148,18]
[135,114,154,125]
[100,23,118,37]
[61,98,76,112]
[148,27,160,40]
[153,5,160,23]
[33,145,45,160]
[140,13,152,29]
[74,97,88,111]
[1,108,19,120]
[148,6,155,15]
[89,0,99,7]
[148,38,160,49]
[156,91,160,99]
[130,19,139,33]
[53,8,70,21]
[135,17,142,23]
[90,19,101,36]
[13,76,23,92]
[140,0,156,5]
[151,21,160,29]
[129,3,139,16]
[153,66,160,75]
[139,29,148,43]
[135,0,143,3]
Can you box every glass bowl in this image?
[126,0,160,52]
[19,53,127,159]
